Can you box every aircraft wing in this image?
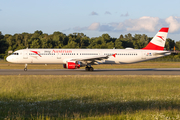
[71,55,109,61]
[70,53,116,63]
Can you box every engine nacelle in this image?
[63,61,81,69]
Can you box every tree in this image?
[41,38,53,48]
[80,37,90,48]
[14,34,23,47]
[125,33,133,41]
[165,38,175,50]
[34,30,43,36]
[175,41,180,51]
[106,41,114,49]
[63,41,79,48]
[88,36,108,48]
[119,34,124,39]
[139,34,149,48]
[0,39,8,54]
[102,34,111,43]
[22,33,31,48]
[133,34,141,49]
[115,39,123,49]
[52,32,64,48]
[30,39,41,48]
[0,32,3,40]
[121,40,134,48]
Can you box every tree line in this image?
[0,30,180,59]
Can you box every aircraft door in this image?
[57,53,61,59]
[141,52,146,59]
[99,51,102,55]
[23,51,28,59]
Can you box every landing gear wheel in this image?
[85,67,89,71]
[24,64,28,71]
[85,66,94,71]
[89,67,94,71]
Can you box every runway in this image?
[0,68,180,75]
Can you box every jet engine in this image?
[63,61,84,69]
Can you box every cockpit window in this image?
[12,53,19,55]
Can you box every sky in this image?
[1,0,180,41]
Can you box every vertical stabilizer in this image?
[142,27,169,50]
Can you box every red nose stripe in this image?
[142,42,164,50]
[159,27,169,33]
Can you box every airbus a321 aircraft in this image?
[6,27,170,71]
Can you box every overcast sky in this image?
[1,0,180,41]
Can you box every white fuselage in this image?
[6,48,170,64]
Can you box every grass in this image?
[0,75,180,119]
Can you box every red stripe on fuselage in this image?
[31,51,42,57]
[159,27,169,33]
[142,42,164,50]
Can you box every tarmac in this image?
[0,68,180,75]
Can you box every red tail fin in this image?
[142,27,169,50]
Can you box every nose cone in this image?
[6,56,9,61]
[6,56,14,63]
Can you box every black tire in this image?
[24,68,27,71]
[89,67,94,71]
[85,67,89,71]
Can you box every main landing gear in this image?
[85,65,94,71]
[24,64,27,71]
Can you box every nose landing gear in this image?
[24,64,27,71]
